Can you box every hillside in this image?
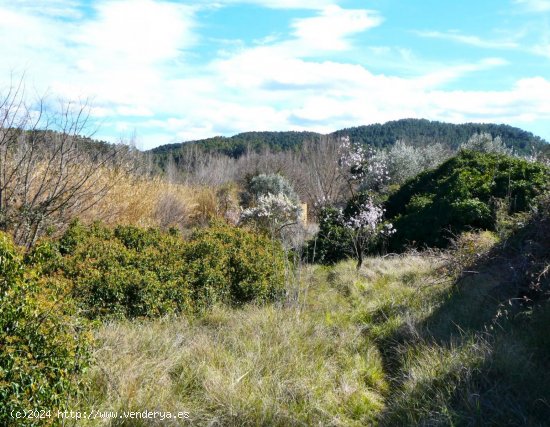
[2,123,549,425]
[150,119,549,163]
[152,130,320,158]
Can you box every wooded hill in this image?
[150,119,549,161]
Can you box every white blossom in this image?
[338,136,390,190]
[240,192,300,231]
[343,197,395,268]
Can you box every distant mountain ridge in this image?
[150,119,548,160]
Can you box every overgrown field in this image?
[72,224,550,426]
[2,206,549,426]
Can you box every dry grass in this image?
[79,172,198,229]
[72,254,449,426]
[74,266,388,426]
[78,170,240,230]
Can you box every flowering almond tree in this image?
[338,136,390,194]
[239,192,300,237]
[344,197,395,269]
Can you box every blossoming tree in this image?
[239,192,301,237]
[338,136,390,194]
[344,197,395,269]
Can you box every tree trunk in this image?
[356,247,363,270]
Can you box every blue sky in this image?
[0,0,549,149]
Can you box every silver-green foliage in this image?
[381,140,452,185]
[459,132,513,155]
[247,173,300,205]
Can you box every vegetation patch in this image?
[385,150,549,249]
[72,270,388,426]
[30,221,286,320]
[0,233,91,426]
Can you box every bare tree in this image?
[296,136,349,214]
[165,153,179,184]
[174,144,237,186]
[0,77,132,248]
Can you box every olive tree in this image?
[460,132,512,155]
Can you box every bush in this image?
[306,206,353,265]
[242,173,299,207]
[459,132,512,155]
[185,224,286,306]
[153,192,189,230]
[381,140,452,186]
[239,192,301,235]
[44,221,286,319]
[385,150,549,249]
[0,233,90,426]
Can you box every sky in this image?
[0,0,549,150]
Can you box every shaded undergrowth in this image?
[367,209,550,426]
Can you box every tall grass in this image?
[74,266,388,426]
[79,172,200,229]
[73,232,550,426]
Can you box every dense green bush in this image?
[0,232,90,426]
[306,206,353,264]
[385,150,549,249]
[41,221,286,319]
[184,224,286,306]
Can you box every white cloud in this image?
[291,6,382,51]
[214,46,507,94]
[216,0,337,10]
[0,0,197,119]
[416,30,518,49]
[427,77,550,123]
[5,0,84,18]
[531,43,550,58]
[0,6,70,88]
[211,5,382,60]
[1,1,549,149]
[415,29,550,61]
[75,0,196,64]
[171,47,544,148]
[416,58,508,88]
[89,58,550,148]
[514,0,550,11]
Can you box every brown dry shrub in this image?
[216,184,241,225]
[190,187,218,226]
[80,172,195,228]
[154,193,190,230]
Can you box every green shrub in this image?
[385,150,549,249]
[305,206,353,265]
[186,224,286,306]
[0,232,90,426]
[114,225,162,251]
[46,221,286,319]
